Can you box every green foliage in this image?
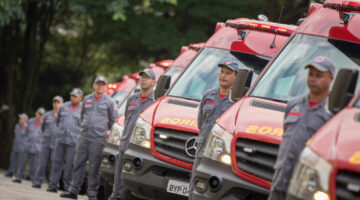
[0,0,24,27]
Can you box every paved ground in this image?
[0,169,88,200]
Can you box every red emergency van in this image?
[190,1,360,199]
[120,18,297,199]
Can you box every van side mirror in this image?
[328,68,358,114]
[231,68,253,102]
[154,75,171,100]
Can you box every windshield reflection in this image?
[250,34,360,102]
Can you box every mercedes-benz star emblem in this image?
[185,137,197,158]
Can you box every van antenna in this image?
[270,6,284,49]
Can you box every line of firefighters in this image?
[5,56,336,200]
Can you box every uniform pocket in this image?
[202,104,215,119]
[126,105,137,118]
[283,115,300,133]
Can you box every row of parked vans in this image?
[100,1,360,199]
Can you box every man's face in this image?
[139,74,155,90]
[219,66,237,89]
[93,81,106,95]
[35,112,43,121]
[307,67,334,95]
[18,118,26,126]
[52,100,63,110]
[70,95,82,105]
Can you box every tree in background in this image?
[0,0,309,168]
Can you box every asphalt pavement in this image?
[0,169,87,200]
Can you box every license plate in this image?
[166,179,190,196]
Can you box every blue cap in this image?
[94,76,108,84]
[18,113,28,121]
[139,69,156,79]
[36,107,45,115]
[53,95,64,103]
[70,88,83,97]
[305,56,336,75]
[218,59,240,72]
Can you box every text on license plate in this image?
[166,179,190,196]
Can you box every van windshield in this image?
[250,34,360,102]
[168,47,269,101]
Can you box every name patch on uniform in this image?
[85,100,93,105]
[62,110,69,113]
[46,117,54,121]
[129,104,138,107]
[288,112,301,116]
[204,101,215,105]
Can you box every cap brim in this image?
[218,63,236,71]
[95,80,107,84]
[70,92,81,97]
[139,71,154,78]
[304,63,328,72]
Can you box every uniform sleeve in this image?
[107,99,119,129]
[41,113,47,132]
[56,106,63,127]
[197,94,206,129]
[80,99,86,123]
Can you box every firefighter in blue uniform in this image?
[108,69,156,200]
[32,96,63,188]
[189,60,239,198]
[5,113,28,177]
[60,77,118,200]
[268,56,335,200]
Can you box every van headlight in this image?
[107,123,123,146]
[203,124,233,165]
[287,147,332,200]
[129,117,151,148]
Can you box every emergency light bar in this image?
[226,18,297,36]
[129,73,139,80]
[324,0,360,12]
[156,60,174,69]
[107,83,119,89]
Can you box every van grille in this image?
[336,170,360,200]
[235,138,279,181]
[167,99,198,108]
[153,128,197,164]
[250,100,286,112]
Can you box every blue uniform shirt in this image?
[80,93,119,141]
[41,111,58,149]
[56,102,82,145]
[24,118,43,153]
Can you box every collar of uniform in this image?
[137,91,154,102]
[305,94,327,110]
[216,87,229,102]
